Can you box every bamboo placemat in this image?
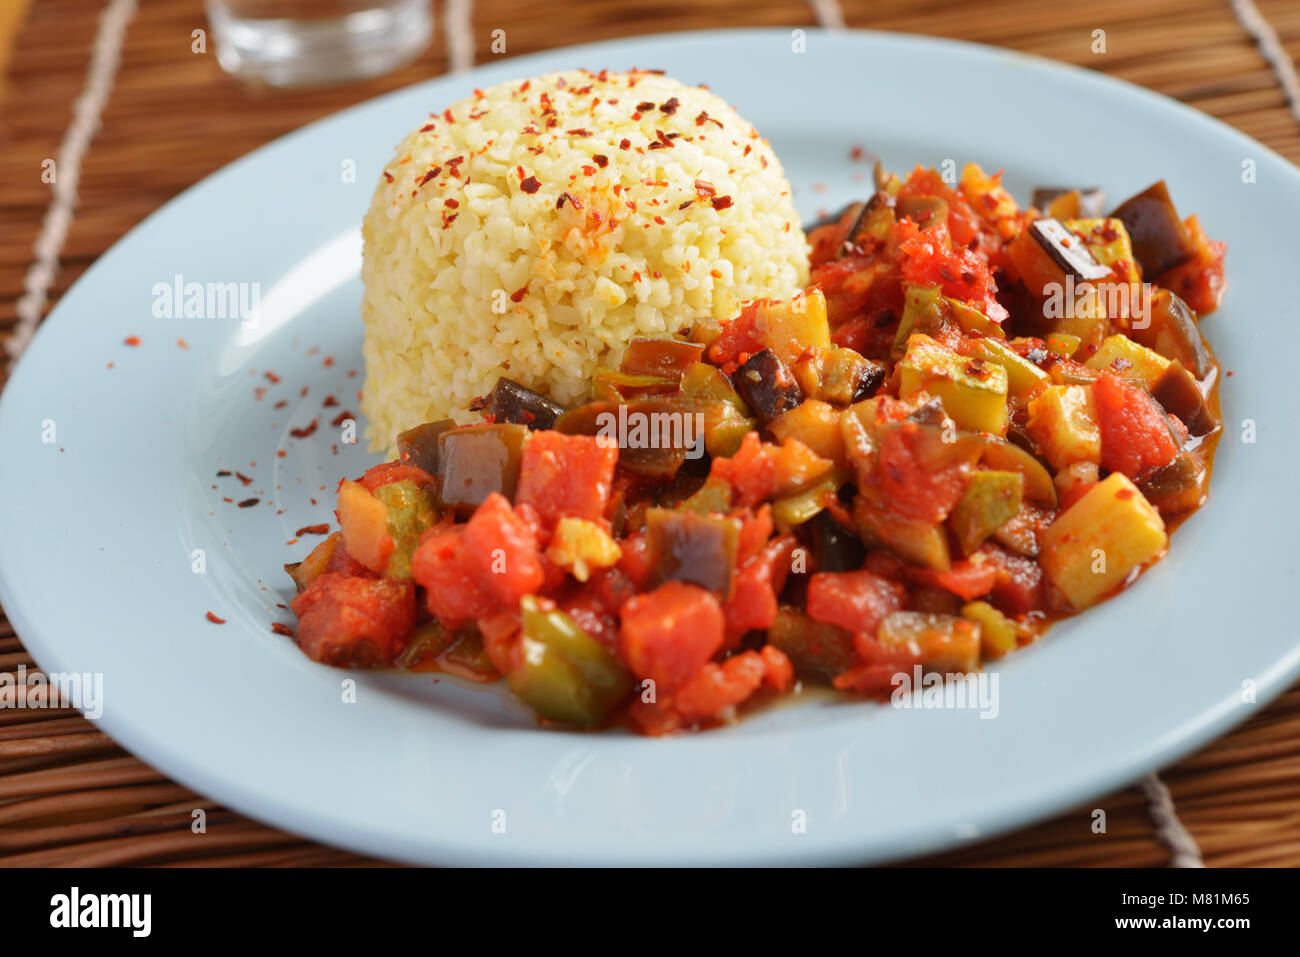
[1,0,1298,867]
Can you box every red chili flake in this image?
[510,286,528,303]
[619,138,631,150]
[298,386,308,398]
[658,97,680,115]
[347,369,357,378]
[296,523,330,537]
[850,145,864,161]
[216,469,232,477]
[290,420,319,439]
[556,192,571,209]
[744,145,753,158]
[653,215,666,225]
[276,449,286,458]
[322,395,338,407]
[235,471,253,486]
[1116,488,1135,501]
[306,346,320,356]
[593,154,609,167]
[1226,370,1234,376]
[271,622,294,637]
[566,128,592,137]
[443,108,454,123]
[177,338,188,350]
[330,410,353,427]
[310,498,318,506]
[1112,357,1134,371]
[648,129,674,150]
[636,101,655,112]
[106,362,114,369]
[264,370,281,384]
[237,497,259,508]
[254,387,267,401]
[285,538,297,546]
[419,123,435,132]
[416,167,441,188]
[444,198,459,208]
[323,356,334,368]
[694,179,716,197]
[581,165,596,176]
[273,400,287,409]
[383,171,395,183]
[124,336,141,346]
[441,212,458,229]
[205,612,226,625]
[222,497,233,503]
[520,175,541,194]
[711,196,734,210]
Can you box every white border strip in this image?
[444,0,475,75]
[1230,0,1300,124]
[5,0,138,375]
[1142,773,1205,867]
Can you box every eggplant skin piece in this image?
[1028,218,1113,282]
[1031,187,1106,219]
[1110,181,1198,278]
[804,201,857,235]
[732,349,804,427]
[471,377,565,430]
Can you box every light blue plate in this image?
[1,29,1297,866]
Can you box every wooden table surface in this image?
[2,0,1300,867]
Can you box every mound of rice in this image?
[360,68,809,456]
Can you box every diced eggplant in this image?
[1138,452,1209,515]
[768,606,857,679]
[732,349,804,427]
[1025,219,1112,282]
[284,532,342,593]
[1031,187,1106,219]
[471,377,565,430]
[1151,360,1219,437]
[619,337,705,379]
[816,347,886,406]
[1129,289,1214,379]
[644,507,739,599]
[436,423,528,512]
[896,195,948,230]
[809,510,866,573]
[396,419,455,476]
[1110,181,1197,278]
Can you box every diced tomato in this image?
[560,590,620,648]
[616,531,651,589]
[1093,373,1179,479]
[709,431,777,508]
[983,545,1049,617]
[357,461,437,493]
[829,311,897,359]
[734,506,775,563]
[722,535,796,644]
[516,431,618,529]
[461,492,545,607]
[1059,480,1096,512]
[291,573,417,667]
[906,555,998,601]
[479,610,523,674]
[891,217,1008,323]
[876,423,971,523]
[321,535,375,579]
[411,527,498,623]
[626,696,684,736]
[672,651,766,721]
[1156,215,1226,316]
[832,661,910,696]
[705,299,768,369]
[617,581,725,693]
[759,645,795,692]
[806,570,906,635]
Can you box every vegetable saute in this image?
[284,163,1226,734]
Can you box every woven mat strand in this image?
[0,0,1298,866]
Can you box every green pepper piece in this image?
[644,507,739,599]
[770,472,845,531]
[373,479,439,579]
[961,601,1019,660]
[680,476,733,515]
[509,596,633,726]
[949,470,1024,556]
[399,620,455,670]
[436,423,528,513]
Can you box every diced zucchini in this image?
[1083,334,1170,388]
[1045,333,1081,358]
[898,333,1009,435]
[961,601,1019,659]
[967,338,1049,400]
[877,611,981,673]
[750,290,830,366]
[768,399,847,468]
[1063,218,1141,285]
[979,436,1058,506]
[1039,473,1167,610]
[1026,385,1100,470]
[949,470,1024,556]
[770,472,844,531]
